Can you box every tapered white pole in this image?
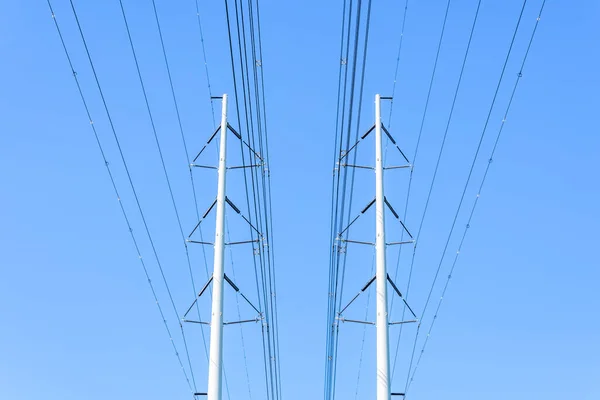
[375,94,391,400]
[207,94,228,400]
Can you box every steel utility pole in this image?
[374,94,391,400]
[334,94,415,399]
[208,93,228,400]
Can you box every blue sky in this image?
[1,1,599,399]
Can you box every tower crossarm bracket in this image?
[384,165,411,170]
[342,239,375,246]
[183,319,210,325]
[389,320,418,325]
[191,164,218,170]
[336,317,375,325]
[227,163,263,170]
[223,318,260,326]
[339,163,375,170]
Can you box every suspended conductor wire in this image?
[228,0,273,398]
[325,1,350,398]
[235,3,277,397]
[405,0,545,395]
[419,0,528,325]
[117,1,216,391]
[386,0,409,128]
[190,0,218,299]
[390,0,458,381]
[224,1,279,399]
[335,3,374,390]
[252,1,284,396]
[338,4,375,396]
[246,0,284,396]
[326,0,372,398]
[389,2,483,382]
[45,1,195,394]
[329,0,362,399]
[389,0,452,316]
[146,0,215,339]
[194,0,217,127]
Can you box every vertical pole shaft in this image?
[208,94,228,400]
[375,94,391,400]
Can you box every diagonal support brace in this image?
[387,273,417,318]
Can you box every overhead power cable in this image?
[116,0,217,392]
[405,0,546,395]
[391,0,480,382]
[325,0,376,398]
[194,0,217,127]
[387,0,409,127]
[45,1,196,395]
[419,0,529,325]
[388,0,455,385]
[224,0,282,398]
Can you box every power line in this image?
[325,1,376,398]
[390,0,482,384]
[405,0,546,394]
[194,0,217,127]
[225,1,271,398]
[224,1,282,398]
[116,0,215,391]
[387,0,409,128]
[45,1,196,395]
[420,0,528,324]
[251,2,283,396]
[389,0,454,382]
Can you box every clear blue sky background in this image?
[1,1,599,399]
